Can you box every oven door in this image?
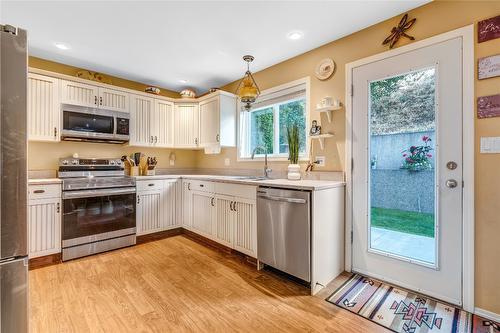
[62,187,136,247]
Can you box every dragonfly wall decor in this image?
[383,14,417,49]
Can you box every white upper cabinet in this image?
[174,103,199,148]
[130,94,154,146]
[61,80,99,107]
[199,97,219,147]
[28,73,60,142]
[152,99,174,147]
[98,87,129,113]
[199,94,237,147]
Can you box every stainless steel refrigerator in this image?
[0,24,29,333]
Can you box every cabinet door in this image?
[174,104,199,148]
[28,198,61,258]
[98,87,129,113]
[130,95,154,146]
[233,198,257,257]
[199,97,219,147]
[136,191,163,235]
[153,100,174,147]
[162,180,178,229]
[28,73,60,142]
[214,195,234,248]
[60,80,99,107]
[191,191,214,237]
[182,181,193,228]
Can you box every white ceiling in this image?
[1,1,429,93]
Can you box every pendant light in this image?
[235,55,261,111]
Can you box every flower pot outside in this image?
[287,164,301,180]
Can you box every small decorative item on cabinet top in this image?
[180,88,196,98]
[383,13,416,49]
[145,86,161,95]
[76,70,112,84]
[314,58,335,81]
[478,14,500,43]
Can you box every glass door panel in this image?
[368,67,437,266]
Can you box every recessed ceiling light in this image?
[287,31,304,40]
[54,42,70,50]
[178,79,188,84]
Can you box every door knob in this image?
[446,179,458,188]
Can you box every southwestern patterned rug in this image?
[327,274,499,333]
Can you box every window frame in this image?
[237,77,310,162]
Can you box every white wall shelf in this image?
[316,105,342,123]
[310,133,334,150]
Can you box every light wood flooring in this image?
[30,235,388,332]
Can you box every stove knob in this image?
[71,160,78,165]
[62,160,69,165]
[110,160,115,165]
[116,160,122,165]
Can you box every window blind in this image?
[249,82,306,111]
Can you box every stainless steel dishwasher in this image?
[257,187,311,282]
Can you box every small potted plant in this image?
[287,124,301,180]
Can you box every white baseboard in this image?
[475,307,500,323]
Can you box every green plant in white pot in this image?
[287,124,301,180]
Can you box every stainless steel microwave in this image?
[61,104,129,144]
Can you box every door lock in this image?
[446,161,458,170]
[446,179,458,188]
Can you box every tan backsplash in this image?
[28,141,197,171]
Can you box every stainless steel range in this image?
[59,157,136,261]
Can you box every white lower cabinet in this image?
[28,183,62,258]
[136,179,180,235]
[186,181,257,258]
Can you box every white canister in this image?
[287,164,301,180]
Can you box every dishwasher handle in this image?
[257,193,307,204]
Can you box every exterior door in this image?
[351,38,463,305]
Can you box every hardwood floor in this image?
[29,235,388,332]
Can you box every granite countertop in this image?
[28,178,62,185]
[133,174,345,191]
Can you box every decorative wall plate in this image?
[315,58,335,80]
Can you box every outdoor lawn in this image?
[371,207,435,238]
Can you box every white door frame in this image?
[344,25,474,312]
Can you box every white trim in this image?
[345,25,474,310]
[236,77,311,162]
[474,307,500,323]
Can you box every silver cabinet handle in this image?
[33,189,45,194]
[94,96,98,105]
[99,96,103,106]
[54,127,57,138]
[216,134,220,142]
[257,194,307,204]
[155,136,158,143]
[233,202,237,212]
[151,136,154,143]
[446,179,458,188]
[148,183,155,187]
[229,201,233,211]
[195,138,198,145]
[211,198,215,206]
[187,183,191,191]
[56,202,60,213]
[137,196,140,204]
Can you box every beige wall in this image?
[196,1,500,313]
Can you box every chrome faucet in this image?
[251,146,272,178]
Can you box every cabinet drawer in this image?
[188,180,215,193]
[215,183,256,200]
[136,180,164,192]
[28,184,61,200]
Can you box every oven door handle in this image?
[63,187,136,199]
